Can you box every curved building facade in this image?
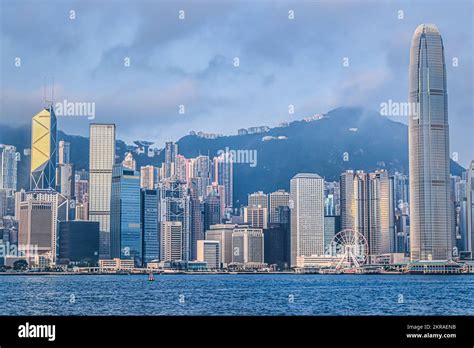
[408,24,453,261]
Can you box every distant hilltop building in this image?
[303,113,325,122]
[189,131,223,139]
[261,135,288,142]
[238,126,270,135]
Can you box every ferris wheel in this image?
[328,229,368,269]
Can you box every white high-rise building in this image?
[408,24,453,261]
[205,224,236,267]
[161,221,183,261]
[290,173,324,267]
[196,240,221,269]
[89,124,116,259]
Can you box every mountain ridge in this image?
[0,107,465,206]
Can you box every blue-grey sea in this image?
[1,274,473,315]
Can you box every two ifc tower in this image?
[28,24,454,262]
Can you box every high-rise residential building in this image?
[174,154,188,182]
[290,173,325,267]
[122,152,136,171]
[269,190,289,223]
[140,165,159,190]
[0,189,14,218]
[248,191,268,209]
[161,221,182,261]
[0,144,18,191]
[110,165,142,266]
[30,106,57,190]
[467,161,474,254]
[243,206,268,229]
[75,203,88,221]
[89,124,116,259]
[14,189,26,220]
[58,140,70,165]
[408,24,453,261]
[74,175,88,204]
[231,226,264,265]
[196,240,220,269]
[57,221,99,265]
[141,189,159,265]
[214,153,233,209]
[57,163,75,199]
[205,224,236,267]
[164,142,178,179]
[192,155,211,199]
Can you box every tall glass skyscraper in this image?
[141,189,159,265]
[30,106,57,190]
[89,124,116,259]
[0,144,18,191]
[110,164,142,266]
[408,24,453,261]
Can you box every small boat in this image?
[148,273,155,281]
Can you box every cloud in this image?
[0,0,472,166]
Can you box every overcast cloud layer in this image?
[1,0,472,166]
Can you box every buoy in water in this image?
[148,273,155,281]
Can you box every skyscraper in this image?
[467,161,474,254]
[19,191,68,264]
[110,164,142,266]
[214,153,233,210]
[248,191,268,209]
[58,140,70,165]
[231,226,264,265]
[408,24,453,261]
[140,165,159,190]
[158,180,191,261]
[205,224,236,267]
[141,189,159,265]
[196,240,220,269]
[0,144,18,191]
[164,142,178,179]
[243,206,268,229]
[30,106,57,190]
[290,173,324,267]
[89,124,116,259]
[339,170,396,258]
[269,190,289,223]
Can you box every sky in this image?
[1,0,473,166]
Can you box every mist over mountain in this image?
[1,107,465,206]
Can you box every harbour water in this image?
[1,274,473,316]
